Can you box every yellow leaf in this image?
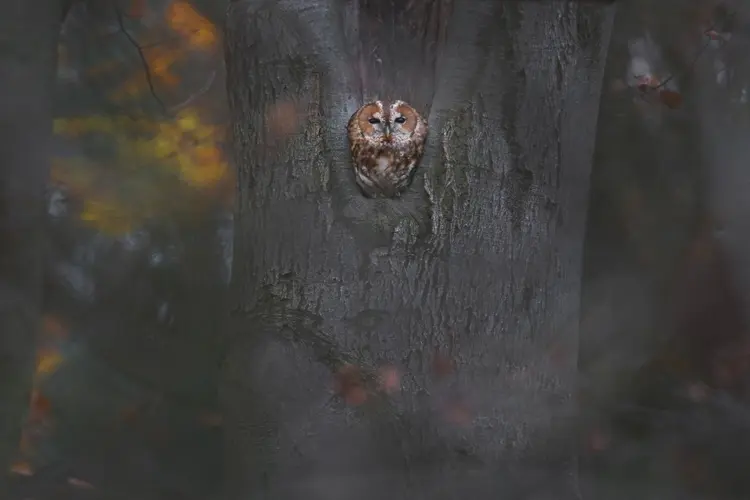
[36,350,63,377]
[85,115,113,133]
[180,161,228,188]
[153,137,174,158]
[192,124,215,141]
[177,110,199,131]
[194,144,221,164]
[80,200,134,235]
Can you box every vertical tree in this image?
[0,0,67,493]
[222,1,615,498]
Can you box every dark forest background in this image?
[4,0,750,498]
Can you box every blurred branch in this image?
[655,5,737,92]
[113,1,167,114]
[169,70,217,113]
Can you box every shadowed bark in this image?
[0,0,65,494]
[222,1,614,498]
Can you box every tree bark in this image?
[0,0,64,493]
[222,1,614,498]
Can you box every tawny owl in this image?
[347,100,428,198]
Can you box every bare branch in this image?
[655,5,737,92]
[113,1,167,114]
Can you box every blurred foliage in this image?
[52,109,229,235]
[10,0,229,496]
[166,0,217,49]
[52,0,229,236]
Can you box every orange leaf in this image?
[29,390,52,422]
[35,349,64,378]
[10,461,34,476]
[659,89,683,109]
[166,1,217,50]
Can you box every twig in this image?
[169,70,218,113]
[113,1,168,114]
[654,6,738,91]
[654,38,711,91]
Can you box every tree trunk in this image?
[222,1,614,498]
[0,0,64,493]
[698,5,750,331]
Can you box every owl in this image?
[347,100,428,198]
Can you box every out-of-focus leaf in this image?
[129,0,147,18]
[167,1,217,50]
[660,89,684,109]
[377,365,401,394]
[111,46,181,102]
[178,109,199,131]
[53,110,229,234]
[80,199,136,235]
[334,364,368,406]
[42,315,68,340]
[10,461,34,476]
[28,390,53,423]
[35,350,64,379]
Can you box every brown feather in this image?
[346,100,428,198]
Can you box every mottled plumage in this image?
[346,100,428,198]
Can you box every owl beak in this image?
[384,124,392,142]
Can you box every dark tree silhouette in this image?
[0,0,68,494]
[222,1,615,498]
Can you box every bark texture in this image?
[223,1,614,498]
[0,0,64,493]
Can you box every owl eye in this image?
[394,116,406,124]
[368,118,381,124]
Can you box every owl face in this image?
[354,100,420,146]
[347,100,428,198]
